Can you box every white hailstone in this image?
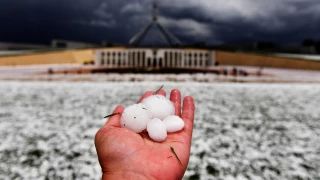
[147,118,167,142]
[163,115,185,133]
[142,95,175,120]
[120,103,152,133]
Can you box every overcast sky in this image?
[0,0,319,46]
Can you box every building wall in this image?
[215,51,320,70]
[0,49,94,66]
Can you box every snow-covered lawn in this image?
[0,82,319,180]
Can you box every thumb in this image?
[104,105,124,128]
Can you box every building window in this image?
[164,52,168,67]
[142,56,146,67]
[142,52,146,66]
[118,59,121,66]
[148,58,152,67]
[132,52,136,66]
[159,58,163,67]
[199,53,203,66]
[153,58,157,67]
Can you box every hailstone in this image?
[147,118,167,142]
[120,103,152,133]
[163,115,185,133]
[142,95,175,120]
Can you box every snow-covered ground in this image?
[0,81,320,180]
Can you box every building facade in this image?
[95,48,215,68]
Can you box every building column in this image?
[144,53,148,67]
[191,52,194,68]
[171,51,174,67]
[119,52,122,67]
[109,52,112,67]
[120,52,123,67]
[172,52,175,67]
[139,51,143,67]
[199,53,202,67]
[131,52,133,67]
[116,52,119,67]
[110,51,114,67]
[130,51,133,66]
[123,52,127,67]
[181,52,185,67]
[178,52,182,67]
[134,51,137,66]
[167,51,170,68]
[124,52,127,67]
[96,51,101,66]
[209,51,215,66]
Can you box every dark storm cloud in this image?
[0,0,319,45]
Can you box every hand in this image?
[95,89,195,180]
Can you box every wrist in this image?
[102,172,156,180]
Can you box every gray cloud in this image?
[94,2,113,19]
[0,0,319,45]
[120,3,145,14]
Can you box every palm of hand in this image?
[95,90,195,180]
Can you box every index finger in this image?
[170,89,181,117]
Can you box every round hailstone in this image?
[163,115,185,133]
[142,95,175,120]
[147,118,167,142]
[120,103,152,133]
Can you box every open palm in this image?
[95,89,195,180]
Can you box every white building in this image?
[95,48,215,68]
